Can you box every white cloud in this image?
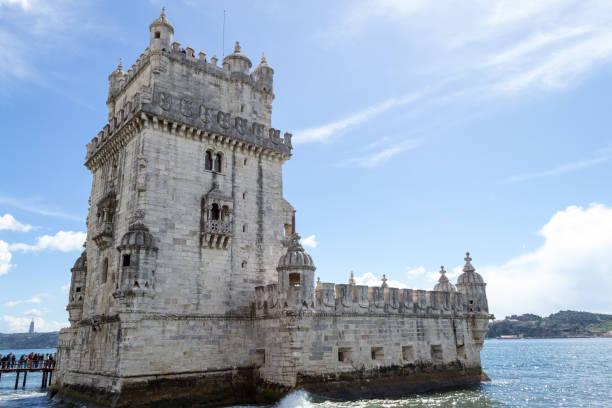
[0,315,67,333]
[23,308,45,316]
[0,195,84,221]
[0,240,14,275]
[353,272,409,289]
[293,94,421,144]
[482,203,612,318]
[9,230,86,252]
[0,213,33,232]
[306,0,612,159]
[506,155,609,183]
[4,296,42,307]
[338,139,421,168]
[301,234,318,249]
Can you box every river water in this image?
[1,338,611,407]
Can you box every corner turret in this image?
[253,53,274,94]
[223,41,253,78]
[456,252,488,313]
[67,249,87,325]
[277,232,316,310]
[149,7,174,52]
[107,59,126,100]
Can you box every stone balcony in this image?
[92,221,114,249]
[202,220,232,249]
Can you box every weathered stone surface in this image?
[52,9,492,407]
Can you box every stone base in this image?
[51,364,485,407]
[299,363,484,400]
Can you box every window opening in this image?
[122,254,131,267]
[214,153,222,172]
[210,203,220,220]
[402,345,414,361]
[205,151,213,170]
[289,273,301,287]
[371,347,384,361]
[155,31,161,39]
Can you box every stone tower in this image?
[54,8,295,404]
[53,9,492,407]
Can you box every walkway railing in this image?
[0,358,55,389]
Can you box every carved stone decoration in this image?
[235,117,247,134]
[252,123,265,138]
[93,192,117,249]
[158,92,172,111]
[269,128,281,140]
[217,111,231,129]
[199,105,214,124]
[180,98,193,117]
[284,132,293,148]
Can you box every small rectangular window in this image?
[122,254,131,267]
[431,345,443,362]
[371,346,384,361]
[75,287,81,293]
[155,32,161,39]
[255,348,265,365]
[338,347,352,363]
[402,345,414,361]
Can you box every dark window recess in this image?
[205,151,213,170]
[75,287,81,293]
[122,254,131,267]
[338,347,352,363]
[155,31,161,39]
[211,203,220,220]
[214,153,222,172]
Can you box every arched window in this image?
[210,203,220,220]
[205,151,213,170]
[214,153,222,172]
[221,205,229,221]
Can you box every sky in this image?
[0,0,611,332]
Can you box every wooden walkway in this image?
[0,362,55,389]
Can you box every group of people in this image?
[0,352,55,369]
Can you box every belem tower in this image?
[52,9,493,407]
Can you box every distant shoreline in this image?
[0,332,59,350]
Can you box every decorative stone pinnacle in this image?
[438,266,449,283]
[161,6,166,19]
[463,251,475,273]
[349,271,355,286]
[381,274,388,288]
[117,58,123,71]
[288,232,304,252]
[261,52,267,63]
[234,41,241,53]
[317,276,320,284]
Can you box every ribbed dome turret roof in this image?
[72,250,87,271]
[277,233,315,270]
[456,252,484,285]
[118,223,157,250]
[223,41,252,67]
[434,266,456,292]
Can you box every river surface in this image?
[1,338,611,407]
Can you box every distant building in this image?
[53,8,493,407]
[28,319,34,334]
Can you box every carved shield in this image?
[180,99,193,117]
[158,92,172,111]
